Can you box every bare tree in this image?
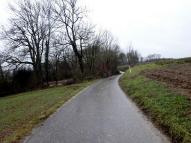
[0,52,6,79]
[54,0,93,74]
[83,37,101,74]
[42,0,56,86]
[99,31,120,76]
[118,52,127,65]
[83,31,120,76]
[1,0,55,85]
[126,46,140,66]
[50,36,70,84]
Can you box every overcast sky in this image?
[0,0,191,58]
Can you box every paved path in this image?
[24,75,170,143]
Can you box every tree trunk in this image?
[0,65,4,79]
[34,63,43,87]
[55,60,58,86]
[72,43,84,74]
[78,56,84,74]
[45,42,50,86]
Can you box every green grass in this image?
[0,81,93,143]
[119,64,191,143]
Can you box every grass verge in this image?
[0,81,93,143]
[119,64,191,143]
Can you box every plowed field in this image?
[145,63,191,99]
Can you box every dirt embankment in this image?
[144,63,191,99]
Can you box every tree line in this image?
[0,0,120,96]
[118,47,161,68]
[0,0,162,96]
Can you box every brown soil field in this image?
[144,63,191,99]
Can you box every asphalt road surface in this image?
[24,75,170,143]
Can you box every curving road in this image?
[24,75,170,143]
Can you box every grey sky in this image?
[0,0,191,58]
